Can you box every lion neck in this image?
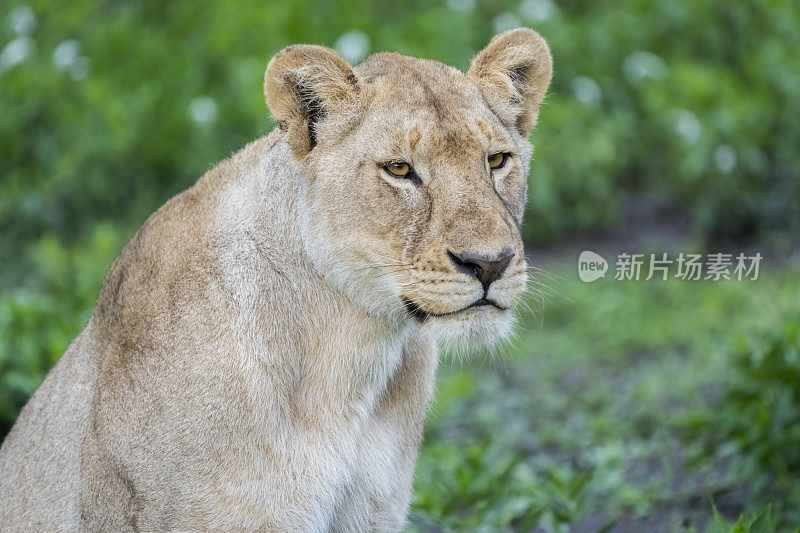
[211,131,419,422]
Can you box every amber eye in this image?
[385,161,411,177]
[488,152,508,169]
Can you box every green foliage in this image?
[707,504,778,533]
[412,437,597,531]
[528,0,800,247]
[685,313,800,524]
[0,224,125,434]
[723,318,800,481]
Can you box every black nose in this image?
[447,248,515,291]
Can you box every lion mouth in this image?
[401,296,508,322]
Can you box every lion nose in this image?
[447,248,514,291]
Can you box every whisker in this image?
[524,265,565,282]
[352,263,414,273]
[527,278,571,303]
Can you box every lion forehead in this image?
[356,52,464,86]
[356,54,486,120]
[348,65,512,162]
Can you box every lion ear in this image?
[468,28,553,138]
[265,45,361,158]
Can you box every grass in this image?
[409,257,800,531]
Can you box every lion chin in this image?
[420,305,516,349]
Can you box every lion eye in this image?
[488,152,508,170]
[385,162,411,177]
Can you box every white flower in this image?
[334,30,369,64]
[69,56,91,80]
[519,0,557,22]
[52,40,90,80]
[7,5,36,36]
[189,96,218,125]
[53,40,80,70]
[713,144,737,173]
[0,36,34,71]
[670,109,701,144]
[623,51,667,85]
[493,12,521,33]
[572,76,602,106]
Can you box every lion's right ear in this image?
[265,45,361,158]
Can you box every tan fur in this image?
[0,28,552,532]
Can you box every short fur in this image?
[0,28,552,532]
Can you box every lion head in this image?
[264,28,552,346]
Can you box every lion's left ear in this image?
[468,28,553,137]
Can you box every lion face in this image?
[265,29,552,347]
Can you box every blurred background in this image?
[1,0,798,530]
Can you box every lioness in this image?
[0,28,551,531]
